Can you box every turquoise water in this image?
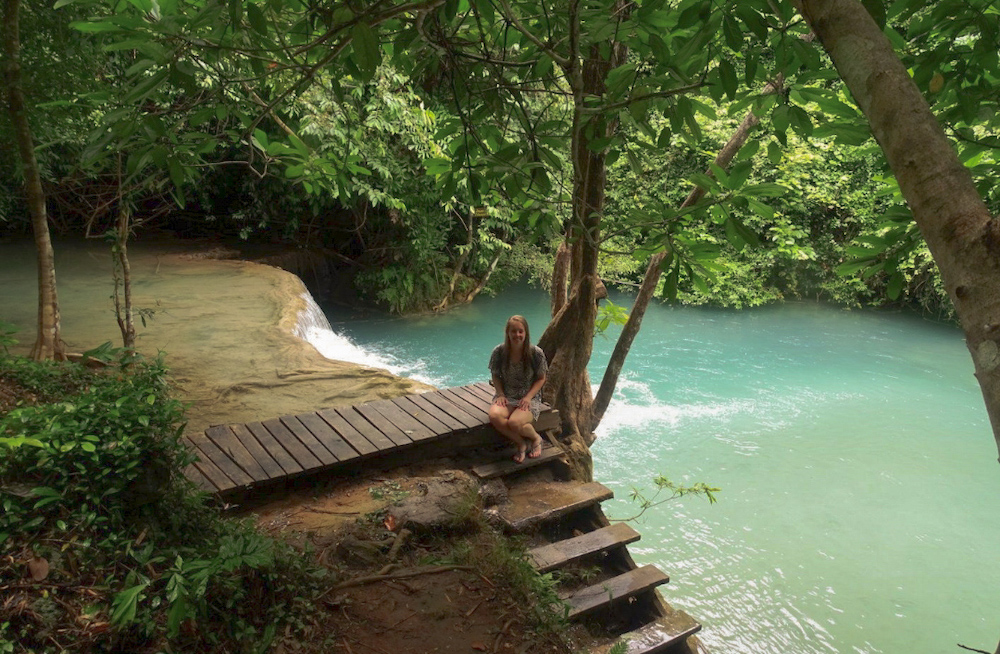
[318,286,1000,654]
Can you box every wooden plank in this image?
[186,431,254,487]
[439,387,490,421]
[561,565,669,620]
[246,421,305,475]
[404,394,467,432]
[468,381,495,399]
[363,399,436,441]
[535,409,560,434]
[262,418,323,469]
[335,407,397,451]
[183,462,218,492]
[528,523,641,573]
[500,481,614,531]
[296,412,360,463]
[280,416,338,465]
[205,425,269,482]
[421,392,482,429]
[449,385,493,413]
[191,454,235,492]
[317,408,380,456]
[390,396,452,434]
[229,423,284,479]
[603,611,701,654]
[354,403,413,447]
[472,444,564,480]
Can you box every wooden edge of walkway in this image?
[183,383,559,496]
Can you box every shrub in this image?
[0,354,334,653]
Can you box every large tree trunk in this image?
[790,0,1000,456]
[538,27,627,479]
[3,0,63,360]
[592,78,784,428]
[789,4,1000,647]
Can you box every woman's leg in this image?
[489,403,526,460]
[507,409,543,458]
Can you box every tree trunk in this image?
[538,27,627,478]
[3,0,63,361]
[550,240,570,316]
[790,3,1000,650]
[113,205,136,349]
[791,0,1000,455]
[592,77,784,428]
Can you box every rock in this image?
[478,479,508,507]
[335,534,387,567]
[386,471,479,533]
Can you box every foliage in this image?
[620,474,720,523]
[595,301,630,337]
[0,354,335,653]
[448,528,570,635]
[0,323,18,355]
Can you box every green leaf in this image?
[70,20,123,33]
[836,258,876,276]
[111,583,149,625]
[862,0,887,29]
[719,59,738,101]
[246,3,268,35]
[689,172,720,194]
[722,16,743,52]
[886,272,904,299]
[767,141,782,165]
[351,23,381,82]
[728,160,752,189]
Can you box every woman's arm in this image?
[516,373,546,412]
[492,374,508,406]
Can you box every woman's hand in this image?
[493,395,508,407]
[518,397,531,412]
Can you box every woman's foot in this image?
[527,438,543,459]
[512,449,526,464]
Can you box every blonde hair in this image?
[502,315,532,367]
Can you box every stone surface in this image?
[387,471,479,533]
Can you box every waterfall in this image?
[293,291,434,383]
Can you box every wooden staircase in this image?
[470,432,705,654]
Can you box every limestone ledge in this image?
[170,256,433,436]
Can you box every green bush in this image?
[0,355,334,653]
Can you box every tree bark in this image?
[113,205,136,349]
[592,78,784,428]
[550,240,570,316]
[790,2,1000,650]
[538,21,628,477]
[790,0,1000,458]
[3,0,63,360]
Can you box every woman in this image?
[488,315,547,463]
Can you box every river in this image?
[310,284,1000,654]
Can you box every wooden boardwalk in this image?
[182,382,556,496]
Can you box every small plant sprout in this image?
[619,475,720,522]
[594,301,629,338]
[0,322,18,354]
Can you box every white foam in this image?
[293,292,439,386]
[595,375,752,438]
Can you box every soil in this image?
[246,471,573,654]
[1,374,573,654]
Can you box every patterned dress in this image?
[488,344,548,419]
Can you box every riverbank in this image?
[0,238,431,435]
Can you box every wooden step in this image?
[560,565,669,620]
[472,444,564,479]
[528,522,641,573]
[498,481,613,531]
[535,408,560,433]
[591,610,702,654]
